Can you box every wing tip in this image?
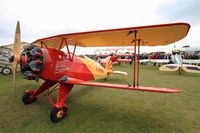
[135,86,183,93]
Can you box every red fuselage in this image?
[20,45,109,83]
[39,48,95,81]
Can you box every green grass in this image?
[0,64,200,133]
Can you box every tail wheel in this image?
[2,67,12,75]
[22,92,37,105]
[50,107,68,122]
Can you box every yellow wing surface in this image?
[32,23,190,49]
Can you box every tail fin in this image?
[101,56,113,73]
[100,56,128,76]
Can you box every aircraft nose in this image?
[20,44,44,81]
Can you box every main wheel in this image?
[50,107,68,122]
[22,92,37,105]
[2,67,12,75]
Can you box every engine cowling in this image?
[20,44,44,81]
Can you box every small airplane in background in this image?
[181,47,200,65]
[140,48,200,74]
[141,48,200,74]
[0,46,12,75]
[139,51,170,66]
[0,42,28,75]
[10,21,189,122]
[159,50,200,74]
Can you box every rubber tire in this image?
[50,107,68,123]
[22,92,37,105]
[2,67,12,75]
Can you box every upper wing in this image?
[63,77,182,93]
[183,59,200,64]
[32,23,190,49]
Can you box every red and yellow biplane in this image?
[11,21,190,122]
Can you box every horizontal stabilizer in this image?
[63,77,182,93]
[159,64,180,72]
[182,64,200,73]
[150,59,170,63]
[112,71,128,75]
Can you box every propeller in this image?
[12,21,22,95]
[11,21,44,95]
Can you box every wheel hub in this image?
[57,110,64,118]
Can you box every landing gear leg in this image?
[50,84,73,122]
[178,67,182,75]
[22,80,57,105]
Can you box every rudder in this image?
[101,56,112,73]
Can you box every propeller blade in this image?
[13,21,21,63]
[12,21,22,95]
[12,69,16,96]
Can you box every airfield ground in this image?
[0,64,200,133]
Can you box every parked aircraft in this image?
[10,21,189,122]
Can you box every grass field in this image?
[0,64,200,133]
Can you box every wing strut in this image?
[137,39,141,86]
[63,38,77,61]
[64,39,72,61]
[133,30,141,87]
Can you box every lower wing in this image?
[62,77,182,93]
[183,59,200,64]
[159,64,180,72]
[159,64,200,73]
[182,64,200,73]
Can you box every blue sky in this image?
[0,0,199,53]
